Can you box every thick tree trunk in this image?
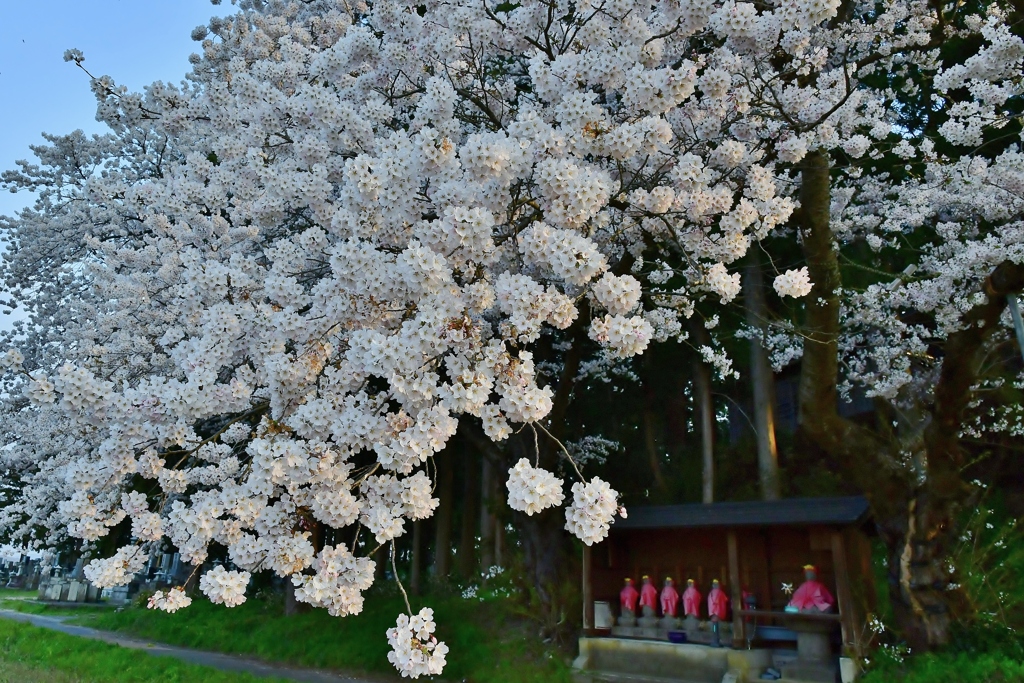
[432,452,454,581]
[795,149,1024,649]
[512,320,586,644]
[745,254,781,500]
[886,261,1024,649]
[518,506,576,643]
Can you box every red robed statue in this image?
[682,579,702,617]
[640,575,658,612]
[707,579,729,620]
[788,564,835,612]
[660,577,680,617]
[620,578,639,613]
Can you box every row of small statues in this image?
[619,565,835,624]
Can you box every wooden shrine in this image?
[576,496,876,683]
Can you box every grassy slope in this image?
[83,590,573,683]
[0,618,288,683]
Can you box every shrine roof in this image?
[612,496,870,530]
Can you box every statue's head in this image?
[665,576,673,586]
[712,579,720,588]
[687,578,695,587]
[624,577,633,585]
[803,564,818,581]
[642,574,651,584]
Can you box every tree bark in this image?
[513,319,587,644]
[458,442,481,580]
[479,456,495,574]
[887,261,1024,649]
[410,519,422,596]
[794,148,1024,650]
[432,452,454,581]
[641,355,668,493]
[745,254,781,500]
[692,324,716,504]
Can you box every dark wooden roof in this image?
[612,496,870,531]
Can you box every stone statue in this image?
[660,577,680,617]
[637,575,659,628]
[787,565,834,613]
[618,578,639,626]
[682,578,702,633]
[708,579,730,647]
[640,575,658,613]
[682,578,702,617]
[659,577,681,629]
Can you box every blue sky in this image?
[0,1,228,218]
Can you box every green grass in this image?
[0,618,288,683]
[861,651,1024,683]
[0,588,38,600]
[0,658,88,682]
[84,588,573,683]
[0,597,112,616]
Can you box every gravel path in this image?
[0,608,377,683]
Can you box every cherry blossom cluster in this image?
[506,459,566,515]
[565,478,621,546]
[292,544,375,617]
[148,587,193,613]
[386,608,449,679]
[199,565,251,607]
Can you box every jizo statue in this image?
[787,564,835,613]
[682,578,702,618]
[620,577,639,614]
[660,576,680,617]
[708,579,729,647]
[639,575,658,616]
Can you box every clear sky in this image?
[0,1,228,218]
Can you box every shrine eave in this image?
[611,496,870,531]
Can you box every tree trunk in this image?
[458,442,481,580]
[283,579,311,615]
[410,519,422,596]
[745,254,781,500]
[518,506,576,643]
[641,355,668,493]
[885,261,1024,649]
[432,452,454,582]
[691,324,716,504]
[513,318,587,643]
[480,456,495,574]
[494,515,504,568]
[793,150,1024,650]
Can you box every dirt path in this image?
[0,608,378,683]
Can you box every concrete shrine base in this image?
[611,622,733,645]
[572,637,838,683]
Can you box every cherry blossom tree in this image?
[0,0,1021,669]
